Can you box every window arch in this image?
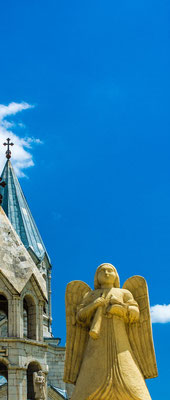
[42,273,46,281]
[27,361,42,400]
[0,294,8,337]
[23,295,36,340]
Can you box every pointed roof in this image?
[0,160,50,263]
[0,207,47,299]
[48,386,68,400]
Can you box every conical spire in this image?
[0,159,50,262]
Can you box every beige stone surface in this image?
[0,207,47,300]
[0,383,7,399]
[64,263,158,400]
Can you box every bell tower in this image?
[0,206,48,399]
[0,139,52,338]
[0,140,72,400]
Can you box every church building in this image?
[0,140,72,400]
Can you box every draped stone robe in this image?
[71,288,151,400]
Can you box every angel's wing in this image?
[63,280,91,384]
[123,276,158,379]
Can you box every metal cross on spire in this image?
[3,138,14,159]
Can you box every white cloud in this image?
[0,102,33,120]
[18,122,25,129]
[1,120,14,129]
[25,137,43,146]
[0,102,42,177]
[151,304,170,323]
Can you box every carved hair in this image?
[94,263,120,289]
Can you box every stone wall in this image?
[46,344,74,399]
[0,384,7,400]
[47,345,65,390]
[0,338,48,400]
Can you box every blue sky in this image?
[0,0,170,397]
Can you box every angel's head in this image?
[94,263,120,289]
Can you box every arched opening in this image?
[42,274,46,281]
[23,295,36,340]
[0,295,8,337]
[0,362,8,399]
[27,361,41,400]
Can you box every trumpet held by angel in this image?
[64,263,158,400]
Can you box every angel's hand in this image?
[77,297,105,320]
[107,304,128,319]
[93,297,106,308]
[127,306,139,323]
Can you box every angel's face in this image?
[97,265,116,288]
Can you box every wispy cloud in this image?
[0,102,33,120]
[151,304,170,323]
[0,102,42,177]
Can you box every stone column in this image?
[48,270,52,333]
[8,299,13,337]
[8,295,21,337]
[13,295,21,337]
[8,367,27,400]
[39,300,44,341]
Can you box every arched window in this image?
[0,362,8,399]
[0,295,8,337]
[27,361,41,400]
[23,295,36,340]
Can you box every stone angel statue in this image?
[33,370,46,400]
[64,263,158,400]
